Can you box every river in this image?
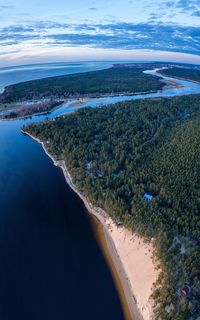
[0,62,200,320]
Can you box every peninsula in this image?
[0,63,168,119]
[24,93,200,320]
[160,66,200,83]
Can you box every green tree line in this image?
[0,65,164,103]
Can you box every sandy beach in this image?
[22,129,160,320]
[103,219,159,320]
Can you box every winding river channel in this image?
[0,62,200,320]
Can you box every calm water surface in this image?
[0,62,124,320]
[1,62,200,320]
[0,61,111,93]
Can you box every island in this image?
[23,93,200,320]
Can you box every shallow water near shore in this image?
[1,61,200,320]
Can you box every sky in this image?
[0,0,200,66]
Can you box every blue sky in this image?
[0,0,200,66]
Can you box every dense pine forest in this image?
[0,65,164,103]
[160,66,200,83]
[25,94,200,319]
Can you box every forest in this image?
[160,66,200,83]
[25,94,200,319]
[0,65,164,103]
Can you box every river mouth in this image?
[1,65,200,122]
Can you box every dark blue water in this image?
[0,62,125,320]
[0,61,112,93]
[1,62,200,320]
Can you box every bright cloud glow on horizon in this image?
[1,47,200,68]
[0,0,199,67]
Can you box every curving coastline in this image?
[0,65,181,121]
[22,129,160,320]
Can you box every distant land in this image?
[160,66,200,83]
[1,62,200,120]
[0,63,168,119]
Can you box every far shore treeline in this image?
[160,67,200,83]
[25,94,200,320]
[0,64,166,103]
[1,62,200,120]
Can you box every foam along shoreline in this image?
[22,129,160,320]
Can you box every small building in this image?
[143,193,154,201]
[190,306,198,315]
[165,303,175,313]
[86,162,92,170]
[180,285,191,297]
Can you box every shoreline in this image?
[0,99,68,121]
[159,72,200,85]
[22,129,160,320]
[0,84,173,121]
[1,75,177,121]
[0,88,159,120]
